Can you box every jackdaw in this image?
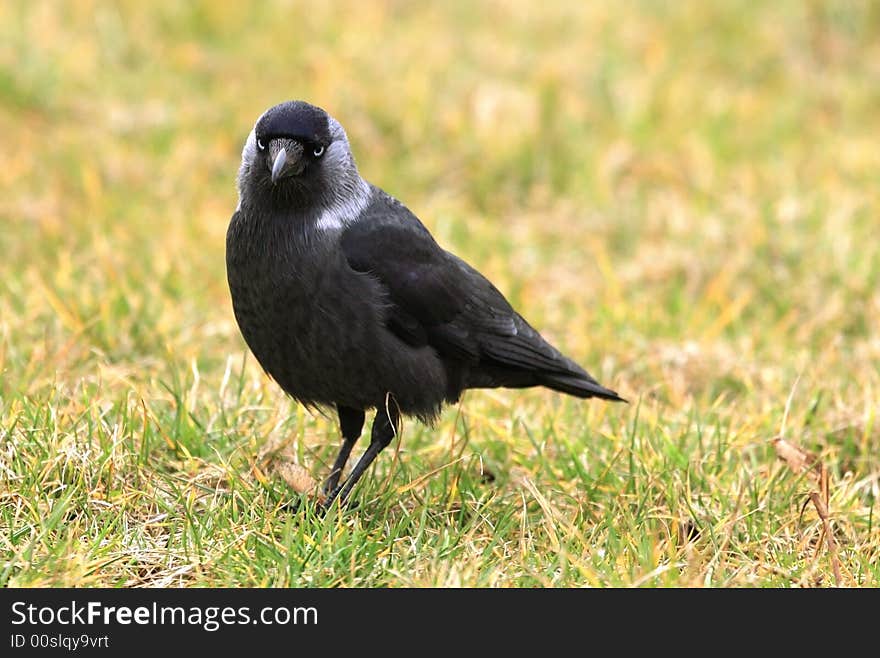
[227,100,625,509]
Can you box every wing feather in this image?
[339,191,622,402]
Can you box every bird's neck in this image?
[237,176,373,241]
[312,178,372,232]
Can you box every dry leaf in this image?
[771,437,816,478]
[273,460,320,495]
[771,435,841,586]
[256,440,325,502]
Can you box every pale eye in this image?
[257,138,265,150]
[313,145,325,157]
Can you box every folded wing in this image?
[340,198,624,402]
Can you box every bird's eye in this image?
[257,138,265,151]
[313,145,325,158]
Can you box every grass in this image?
[1,0,878,587]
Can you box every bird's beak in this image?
[267,138,304,183]
[270,148,287,185]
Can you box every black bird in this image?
[227,100,625,509]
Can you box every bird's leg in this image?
[322,398,400,510]
[323,406,365,496]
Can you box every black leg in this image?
[322,399,399,510]
[323,406,365,496]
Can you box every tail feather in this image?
[539,372,627,402]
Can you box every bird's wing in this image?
[339,198,595,382]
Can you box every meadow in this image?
[1,0,877,587]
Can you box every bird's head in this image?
[237,101,363,214]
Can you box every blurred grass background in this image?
[1,0,878,586]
